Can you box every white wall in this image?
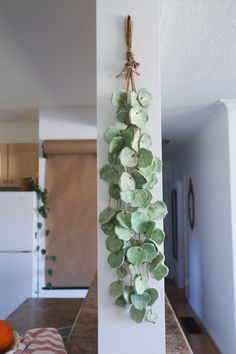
[170,102,236,353]
[0,121,38,143]
[97,1,165,354]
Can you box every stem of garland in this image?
[116,15,140,93]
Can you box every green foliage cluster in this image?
[99,88,169,323]
[28,179,56,289]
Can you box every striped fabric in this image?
[15,328,67,354]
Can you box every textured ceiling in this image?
[161,0,236,150]
[0,0,96,110]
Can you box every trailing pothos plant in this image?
[98,15,169,324]
[28,179,56,289]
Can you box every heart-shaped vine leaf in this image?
[120,190,133,204]
[112,89,127,108]
[142,243,157,263]
[109,280,124,297]
[150,228,165,246]
[135,275,149,294]
[131,211,149,233]
[108,250,124,268]
[115,295,127,307]
[149,252,165,273]
[130,108,148,129]
[131,129,141,151]
[139,133,152,149]
[121,126,135,146]
[100,164,119,184]
[104,126,120,144]
[116,119,128,130]
[150,201,168,220]
[99,207,116,225]
[130,189,152,208]
[115,226,134,241]
[146,288,158,305]
[131,292,151,310]
[153,156,162,173]
[144,221,156,237]
[131,91,141,109]
[119,147,138,167]
[150,264,169,281]
[117,109,130,124]
[138,148,153,168]
[144,174,158,190]
[101,220,115,235]
[117,266,127,279]
[106,236,123,253]
[132,170,147,188]
[130,306,146,323]
[137,88,152,108]
[146,310,158,324]
[119,172,136,191]
[109,137,125,154]
[116,211,132,229]
[127,247,147,265]
[109,184,120,200]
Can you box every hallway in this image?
[165,280,219,354]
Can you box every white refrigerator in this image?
[0,192,37,319]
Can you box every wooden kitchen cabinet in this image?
[0,143,38,188]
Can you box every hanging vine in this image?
[99,15,169,323]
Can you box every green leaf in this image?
[124,286,135,304]
[131,292,151,310]
[115,295,127,307]
[146,310,158,324]
[132,170,147,188]
[100,164,119,184]
[116,211,132,229]
[50,255,57,263]
[131,211,149,233]
[41,249,46,255]
[109,280,124,297]
[146,288,159,305]
[119,172,135,191]
[144,174,158,190]
[151,201,168,220]
[139,133,152,149]
[115,226,134,241]
[112,89,127,108]
[137,88,152,108]
[117,266,127,279]
[120,190,133,204]
[104,126,120,143]
[106,235,123,252]
[109,184,120,200]
[126,247,147,265]
[130,306,146,323]
[144,221,156,237]
[130,108,148,129]
[150,228,165,246]
[139,156,161,176]
[131,129,141,151]
[37,222,42,229]
[138,148,153,168]
[117,109,130,124]
[36,245,40,252]
[109,137,125,154]
[46,282,52,289]
[142,243,157,262]
[101,220,115,235]
[130,189,152,208]
[131,91,141,109]
[153,156,162,173]
[150,264,169,281]
[129,264,140,280]
[47,269,53,276]
[99,207,116,224]
[149,252,165,272]
[135,275,149,294]
[115,119,128,130]
[45,229,50,237]
[108,250,124,268]
[121,126,135,146]
[119,147,138,167]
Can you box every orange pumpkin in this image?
[0,320,14,354]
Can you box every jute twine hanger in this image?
[116,15,140,93]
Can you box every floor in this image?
[165,279,220,354]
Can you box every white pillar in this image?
[97,2,165,353]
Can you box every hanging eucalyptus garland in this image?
[99,15,169,324]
